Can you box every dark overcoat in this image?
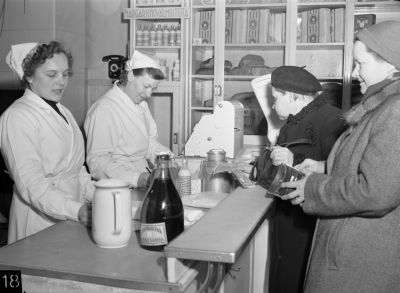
[269,96,345,293]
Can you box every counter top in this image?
[165,185,273,263]
[0,220,179,292]
[0,186,272,292]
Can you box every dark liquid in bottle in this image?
[140,177,184,251]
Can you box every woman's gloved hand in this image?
[270,146,294,166]
[280,175,309,206]
[294,159,326,174]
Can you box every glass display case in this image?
[189,0,288,145]
[127,0,400,150]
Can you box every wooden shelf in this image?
[224,75,261,81]
[226,3,287,10]
[191,75,214,79]
[297,1,346,9]
[135,45,181,49]
[191,107,213,111]
[225,43,285,48]
[296,43,345,48]
[192,5,215,10]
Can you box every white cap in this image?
[125,50,161,71]
[5,43,39,80]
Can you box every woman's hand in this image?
[294,159,326,174]
[137,171,150,190]
[270,146,294,166]
[78,203,92,227]
[280,172,310,206]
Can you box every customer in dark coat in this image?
[281,21,400,293]
[268,66,345,293]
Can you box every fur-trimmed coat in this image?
[303,74,400,293]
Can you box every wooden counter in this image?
[0,186,273,293]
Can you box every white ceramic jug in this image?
[92,179,132,248]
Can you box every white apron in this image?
[84,85,169,186]
[0,89,94,243]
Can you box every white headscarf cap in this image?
[125,50,160,71]
[5,42,39,80]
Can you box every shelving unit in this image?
[126,0,400,150]
[125,0,191,155]
[187,0,400,146]
[189,0,288,145]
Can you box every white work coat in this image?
[0,89,94,244]
[84,85,169,186]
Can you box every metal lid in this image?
[155,151,170,162]
[206,149,226,162]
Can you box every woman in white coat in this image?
[0,42,94,244]
[84,50,170,189]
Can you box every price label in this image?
[0,271,22,293]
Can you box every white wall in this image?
[0,0,54,88]
[0,0,129,126]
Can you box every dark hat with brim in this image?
[271,66,322,95]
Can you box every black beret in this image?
[271,66,322,95]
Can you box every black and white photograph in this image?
[0,0,399,292]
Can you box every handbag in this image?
[249,139,312,195]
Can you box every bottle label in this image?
[179,176,191,196]
[140,222,168,246]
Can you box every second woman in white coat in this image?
[84,51,170,189]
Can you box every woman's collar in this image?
[286,96,327,123]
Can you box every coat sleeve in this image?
[84,105,144,186]
[0,109,83,221]
[303,98,400,217]
[78,166,95,202]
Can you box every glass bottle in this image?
[156,25,163,46]
[143,25,150,46]
[172,59,180,81]
[159,59,169,81]
[149,25,156,46]
[162,25,170,46]
[176,24,181,46]
[178,159,191,197]
[140,153,184,251]
[169,25,176,46]
[136,25,143,46]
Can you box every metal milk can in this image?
[200,149,235,194]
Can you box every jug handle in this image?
[113,191,123,234]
